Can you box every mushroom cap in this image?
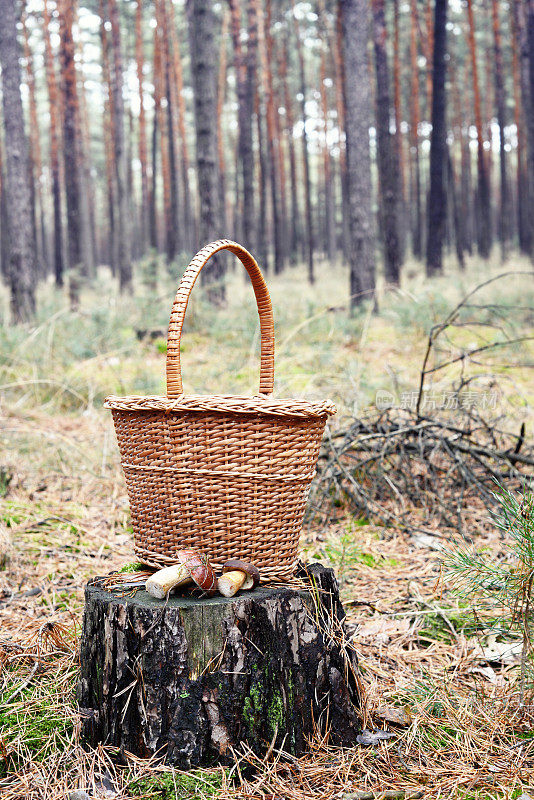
[221,560,260,587]
[176,549,217,596]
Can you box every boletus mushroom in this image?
[145,549,216,599]
[217,560,260,598]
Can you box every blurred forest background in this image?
[0,0,533,320]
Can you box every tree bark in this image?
[293,5,314,283]
[491,0,510,260]
[340,0,376,309]
[187,0,224,299]
[425,0,448,275]
[106,0,132,291]
[409,0,422,259]
[372,0,400,286]
[511,0,531,254]
[0,0,36,322]
[136,0,149,254]
[58,0,84,306]
[43,0,64,287]
[466,0,491,259]
[281,37,300,263]
[78,564,361,767]
[228,0,256,253]
[22,8,47,279]
[320,48,336,262]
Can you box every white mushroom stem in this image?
[145,563,192,599]
[217,570,247,598]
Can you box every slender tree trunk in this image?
[159,0,180,263]
[255,87,269,272]
[216,9,230,238]
[106,0,132,291]
[340,0,376,309]
[426,0,448,274]
[0,141,10,283]
[293,4,314,283]
[372,0,401,285]
[393,0,406,260]
[334,4,350,262]
[490,0,510,259]
[22,9,47,278]
[466,0,491,258]
[136,0,149,253]
[228,0,256,252]
[75,48,96,278]
[43,0,64,286]
[281,37,300,263]
[0,0,36,321]
[260,0,284,274]
[450,56,469,264]
[511,0,530,253]
[169,2,195,250]
[58,0,84,306]
[99,6,118,273]
[525,0,534,258]
[320,48,335,262]
[409,0,422,259]
[187,0,224,298]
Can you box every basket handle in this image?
[166,239,275,398]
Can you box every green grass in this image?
[128,769,224,799]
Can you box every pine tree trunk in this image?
[99,5,118,273]
[511,0,530,253]
[187,0,224,298]
[216,9,229,239]
[256,87,270,272]
[58,0,85,306]
[0,0,36,322]
[106,0,132,291]
[22,8,47,279]
[526,0,534,258]
[320,49,336,262]
[261,0,284,275]
[75,47,96,279]
[281,37,300,263]
[372,0,401,285]
[490,0,510,259]
[136,0,149,254]
[43,0,64,287]
[393,0,406,261]
[293,5,314,283]
[466,0,491,259]
[333,4,350,263]
[426,0,448,275]
[229,0,256,253]
[340,0,376,309]
[169,3,195,251]
[409,0,422,259]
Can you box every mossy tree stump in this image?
[78,564,361,768]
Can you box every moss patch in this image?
[128,769,223,799]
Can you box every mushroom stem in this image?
[217,570,247,598]
[145,564,193,599]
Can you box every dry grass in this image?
[1,251,534,798]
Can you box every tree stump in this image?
[78,564,361,769]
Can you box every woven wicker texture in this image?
[106,240,335,580]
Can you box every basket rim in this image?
[104,393,336,419]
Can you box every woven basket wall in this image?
[105,240,336,581]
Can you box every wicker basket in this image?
[105,240,336,581]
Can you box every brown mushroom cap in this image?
[221,560,260,588]
[176,549,217,596]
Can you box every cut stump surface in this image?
[78,564,361,768]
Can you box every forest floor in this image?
[1,251,534,799]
